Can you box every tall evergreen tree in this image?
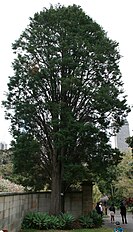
[3,5,130,214]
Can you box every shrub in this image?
[42,214,59,229]
[79,215,94,228]
[58,212,75,229]
[22,212,36,229]
[89,209,103,227]
[79,210,103,228]
[22,212,54,230]
[32,212,47,229]
[71,219,82,229]
[22,210,102,230]
[22,212,75,230]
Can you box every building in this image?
[0,142,7,150]
[114,121,130,153]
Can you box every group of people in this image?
[95,201,128,231]
[109,202,127,224]
[95,201,127,224]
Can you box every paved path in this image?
[103,211,133,232]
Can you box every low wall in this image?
[0,192,42,232]
[0,183,93,232]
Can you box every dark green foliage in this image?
[22,212,36,229]
[126,136,133,149]
[58,212,75,229]
[46,215,61,229]
[89,210,103,227]
[22,212,58,230]
[32,212,46,229]
[0,149,13,180]
[22,212,75,230]
[22,211,102,230]
[79,210,103,228]
[97,151,133,206]
[10,134,51,191]
[79,215,94,228]
[3,4,130,214]
[97,165,119,199]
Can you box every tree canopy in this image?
[97,151,133,206]
[3,4,130,214]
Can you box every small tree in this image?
[3,5,130,214]
[97,152,133,205]
[0,149,13,179]
[126,136,133,157]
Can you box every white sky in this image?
[0,0,133,147]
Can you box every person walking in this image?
[109,203,115,223]
[120,202,127,224]
[99,202,103,217]
[95,202,102,217]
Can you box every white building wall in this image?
[115,121,130,153]
[0,142,7,150]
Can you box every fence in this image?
[0,181,93,232]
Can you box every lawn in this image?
[21,227,129,232]
[21,228,113,232]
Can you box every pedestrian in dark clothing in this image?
[95,202,102,217]
[109,203,115,223]
[120,202,127,224]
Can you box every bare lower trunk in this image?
[49,160,62,215]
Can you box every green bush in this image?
[22,210,102,230]
[89,210,103,227]
[58,212,75,229]
[32,212,44,229]
[42,214,59,229]
[79,215,94,228]
[79,210,103,228]
[22,212,47,229]
[22,212,37,229]
[22,212,75,230]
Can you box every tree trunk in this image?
[49,158,62,215]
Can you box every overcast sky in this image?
[0,0,133,146]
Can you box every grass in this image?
[21,228,113,232]
[21,227,129,232]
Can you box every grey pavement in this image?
[103,210,133,232]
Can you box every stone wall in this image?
[0,192,44,232]
[0,182,93,232]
